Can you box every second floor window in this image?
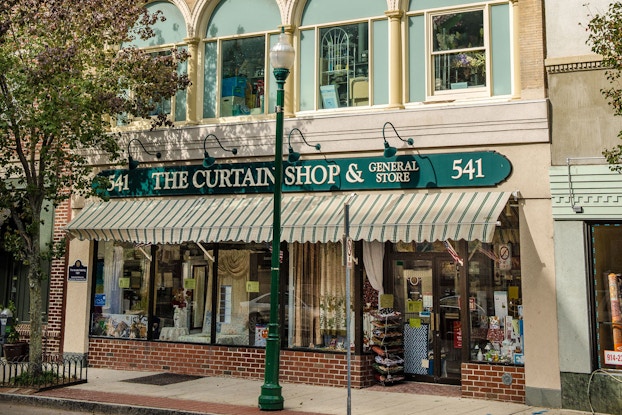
[432,10,486,93]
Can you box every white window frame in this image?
[426,6,490,101]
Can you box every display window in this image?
[89,241,356,351]
[298,0,388,112]
[381,201,522,382]
[91,241,151,339]
[589,223,622,369]
[289,242,353,351]
[467,201,523,366]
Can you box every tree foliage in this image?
[0,0,189,373]
[586,1,622,171]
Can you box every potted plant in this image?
[2,301,28,362]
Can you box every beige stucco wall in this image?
[520,198,559,394]
[549,69,622,165]
[62,238,93,355]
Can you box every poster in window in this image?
[320,85,339,109]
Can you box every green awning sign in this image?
[98,151,511,198]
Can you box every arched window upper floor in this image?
[119,1,189,126]
[201,0,281,120]
[114,0,516,127]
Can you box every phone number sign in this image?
[605,350,622,366]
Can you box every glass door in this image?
[394,255,461,383]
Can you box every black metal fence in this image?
[0,354,88,390]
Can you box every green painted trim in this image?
[491,4,511,96]
[408,15,426,103]
[302,0,385,25]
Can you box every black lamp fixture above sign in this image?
[382,121,414,158]
[203,133,238,168]
[128,138,162,170]
[287,128,321,163]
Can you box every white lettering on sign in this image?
[107,174,129,192]
[604,350,622,365]
[191,167,274,189]
[283,164,340,186]
[368,160,418,184]
[451,158,485,180]
[152,171,189,190]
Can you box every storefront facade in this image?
[546,1,622,413]
[61,0,558,407]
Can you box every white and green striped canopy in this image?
[65,191,510,244]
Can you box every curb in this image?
[0,393,208,415]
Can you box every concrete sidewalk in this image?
[0,368,599,415]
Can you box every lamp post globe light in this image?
[258,27,294,411]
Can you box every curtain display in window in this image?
[291,242,353,350]
[91,241,150,339]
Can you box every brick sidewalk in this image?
[28,388,330,415]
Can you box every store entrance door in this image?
[391,255,462,384]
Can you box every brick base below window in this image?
[88,339,375,388]
[461,363,525,403]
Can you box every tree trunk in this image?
[27,251,43,378]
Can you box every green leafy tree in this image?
[586,1,622,171]
[0,0,189,375]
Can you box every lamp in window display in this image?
[258,27,294,412]
[382,122,414,158]
[287,128,321,163]
[127,138,161,170]
[202,133,238,168]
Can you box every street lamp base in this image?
[258,384,284,411]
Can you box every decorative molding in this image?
[549,164,622,219]
[546,60,603,74]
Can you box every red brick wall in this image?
[18,198,70,355]
[88,338,375,388]
[461,363,525,403]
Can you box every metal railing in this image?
[0,353,87,391]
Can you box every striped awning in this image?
[65,191,510,244]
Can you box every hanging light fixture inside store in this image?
[382,121,414,158]
[287,128,321,163]
[202,133,238,168]
[127,138,162,170]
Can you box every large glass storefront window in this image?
[467,202,522,365]
[289,242,352,350]
[91,242,151,339]
[154,244,213,344]
[590,224,622,369]
[90,241,353,351]
[383,202,522,381]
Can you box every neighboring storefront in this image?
[550,162,622,414]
